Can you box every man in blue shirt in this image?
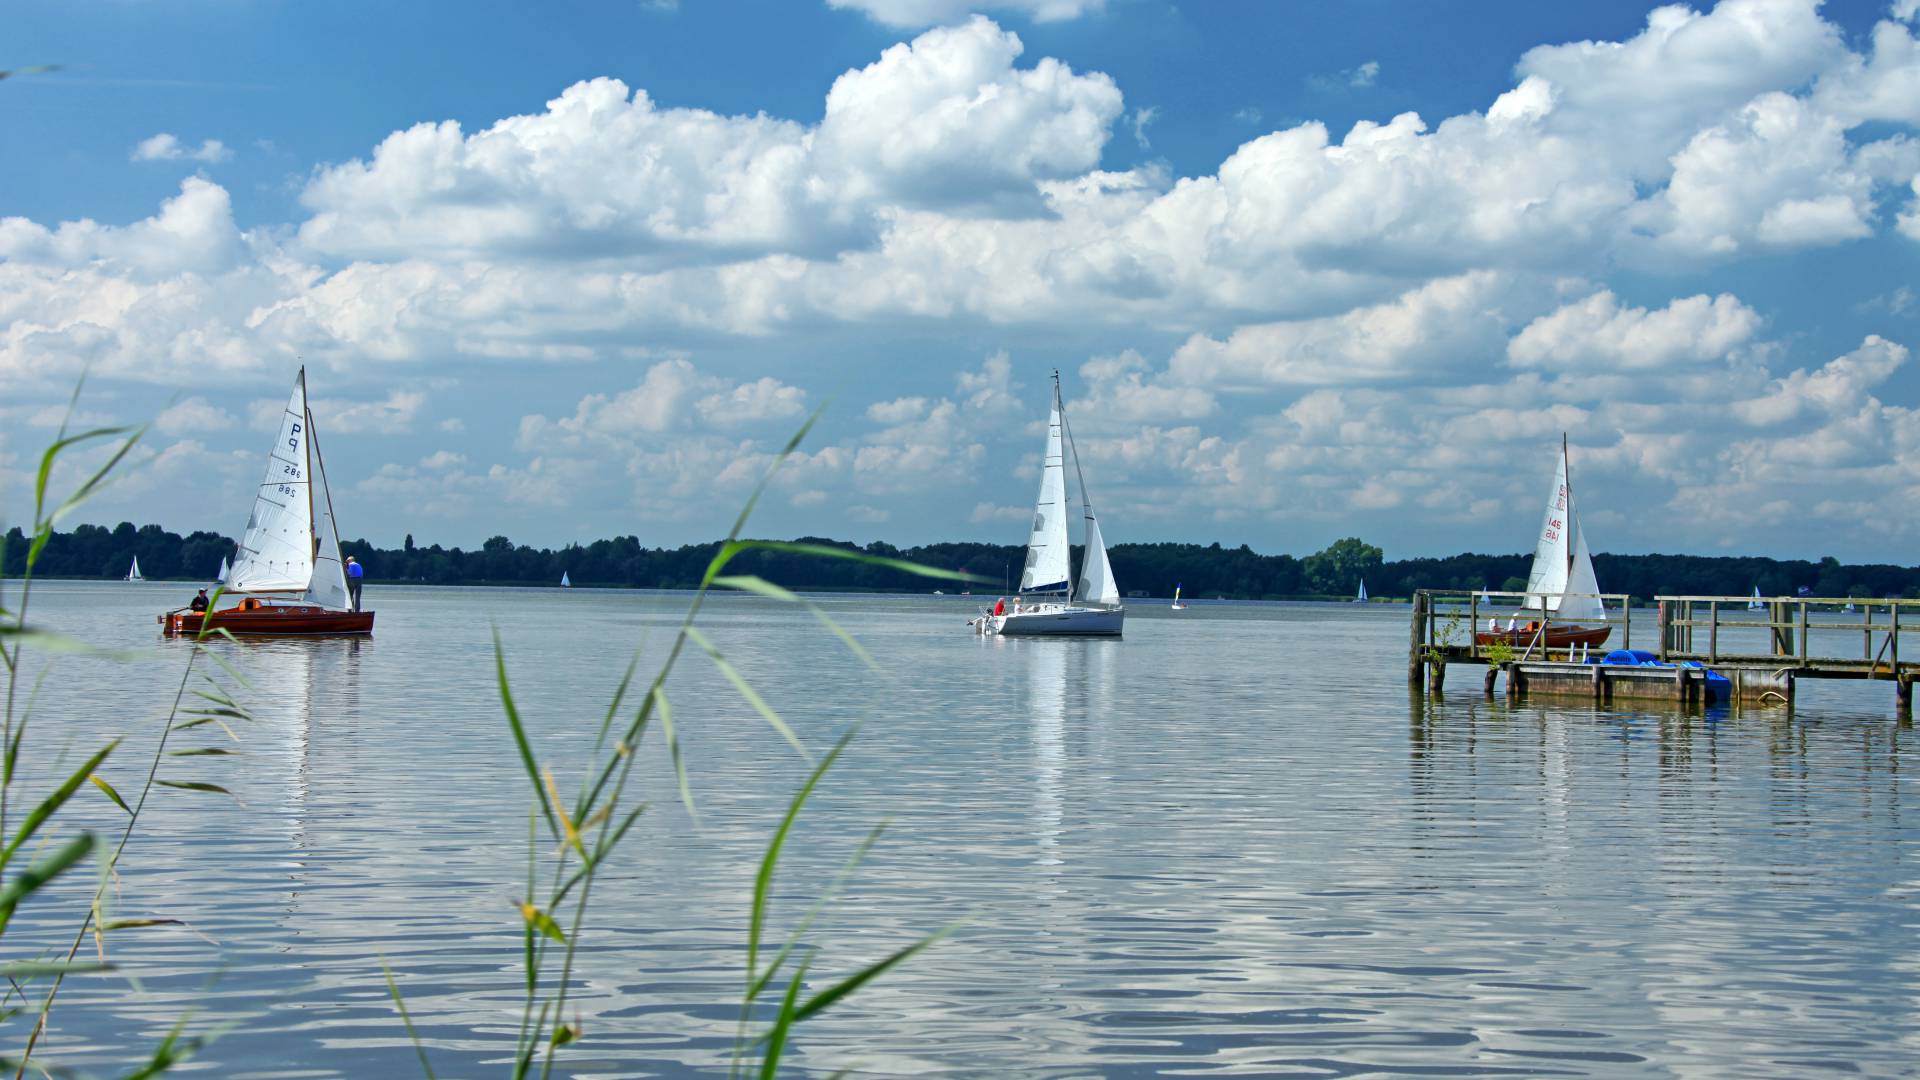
[346,555,364,611]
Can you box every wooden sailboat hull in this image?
[1474,624,1611,650]
[162,604,374,636]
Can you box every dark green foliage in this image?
[10,523,1918,600]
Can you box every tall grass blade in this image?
[382,957,439,1080]
[712,575,878,672]
[0,832,94,934]
[755,956,811,1080]
[494,629,558,840]
[790,927,956,1025]
[748,731,854,992]
[1,739,116,872]
[89,773,131,815]
[651,687,695,817]
[685,627,808,762]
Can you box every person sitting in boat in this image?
[994,597,1006,617]
[189,589,210,613]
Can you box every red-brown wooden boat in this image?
[157,367,375,638]
[1474,622,1611,650]
[162,599,373,636]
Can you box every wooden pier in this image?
[1408,590,1918,715]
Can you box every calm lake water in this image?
[7,581,1916,1077]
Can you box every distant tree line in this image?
[7,523,1918,601]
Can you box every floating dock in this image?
[1409,590,1917,716]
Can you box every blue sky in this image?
[4,0,1918,563]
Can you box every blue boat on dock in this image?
[1599,649,1733,705]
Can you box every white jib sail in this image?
[1075,514,1120,606]
[302,408,352,611]
[216,556,229,582]
[1559,518,1606,623]
[228,376,317,594]
[1019,405,1071,593]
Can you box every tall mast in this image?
[1561,433,1573,578]
[1055,371,1083,602]
[301,366,318,568]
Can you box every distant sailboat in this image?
[1479,587,1493,604]
[1170,584,1186,611]
[1475,435,1612,651]
[1748,586,1764,611]
[1355,580,1368,603]
[560,571,571,588]
[977,372,1124,637]
[125,556,143,582]
[216,556,230,583]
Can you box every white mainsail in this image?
[561,571,571,587]
[1748,586,1764,610]
[1018,405,1071,593]
[1522,438,1605,624]
[228,377,318,594]
[1356,580,1368,602]
[126,556,142,582]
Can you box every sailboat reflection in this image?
[1026,641,1068,868]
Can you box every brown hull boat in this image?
[163,603,373,637]
[1474,623,1611,650]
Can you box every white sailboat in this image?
[1748,586,1764,611]
[125,556,142,582]
[980,372,1124,637]
[1170,584,1186,611]
[1477,435,1610,650]
[1355,580,1368,603]
[560,571,571,588]
[161,367,373,635]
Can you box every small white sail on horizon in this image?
[125,556,142,582]
[1171,584,1186,610]
[1355,580,1368,603]
[1748,586,1764,610]
[560,571,571,588]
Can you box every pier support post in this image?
[1899,675,1913,720]
[1427,660,1446,694]
[1504,664,1524,700]
[1408,592,1428,689]
[1484,665,1498,696]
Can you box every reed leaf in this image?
[685,626,808,762]
[790,927,956,1026]
[153,780,232,796]
[494,629,558,841]
[89,773,131,815]
[382,957,439,1080]
[98,918,183,931]
[2,739,117,872]
[747,823,885,1003]
[651,687,695,817]
[518,902,568,945]
[712,575,878,673]
[756,956,811,1080]
[0,960,114,979]
[0,832,94,934]
[748,731,854,993]
[703,539,980,589]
